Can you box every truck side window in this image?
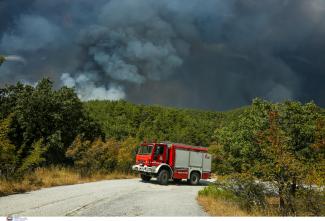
[154,146,164,157]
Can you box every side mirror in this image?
[153,152,158,160]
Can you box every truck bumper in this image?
[132,165,157,174]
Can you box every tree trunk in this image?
[288,178,297,215]
[279,184,286,215]
[290,177,297,196]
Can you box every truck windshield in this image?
[138,145,153,155]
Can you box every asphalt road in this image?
[0,178,214,216]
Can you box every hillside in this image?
[84,100,244,146]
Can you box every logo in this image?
[6,215,27,221]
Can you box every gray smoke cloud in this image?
[0,0,324,110]
[1,15,62,51]
[60,72,125,100]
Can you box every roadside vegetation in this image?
[0,78,324,216]
[201,99,325,216]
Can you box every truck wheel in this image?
[189,172,200,185]
[157,169,169,185]
[140,174,151,182]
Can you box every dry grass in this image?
[197,195,281,216]
[210,174,229,181]
[34,167,82,187]
[0,167,135,197]
[197,195,250,216]
[0,179,34,196]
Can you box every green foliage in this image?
[0,79,104,179]
[293,187,325,216]
[18,139,48,174]
[199,178,268,213]
[198,185,239,203]
[0,78,103,166]
[213,98,324,175]
[84,100,225,146]
[309,117,325,186]
[227,175,268,212]
[66,136,138,176]
[212,98,325,215]
[0,114,18,179]
[117,137,139,172]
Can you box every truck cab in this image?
[134,143,168,172]
[132,142,211,185]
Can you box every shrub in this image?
[66,137,117,176]
[200,176,269,214]
[199,185,239,202]
[294,187,325,216]
[18,139,48,175]
[66,135,140,175]
[228,176,268,212]
[117,137,138,172]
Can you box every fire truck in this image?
[132,141,212,185]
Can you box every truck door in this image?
[153,144,167,164]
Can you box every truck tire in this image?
[189,172,200,185]
[157,169,169,185]
[140,174,151,182]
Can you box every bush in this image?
[66,137,117,176]
[228,176,268,212]
[18,139,48,175]
[66,136,138,176]
[199,185,239,203]
[294,187,325,216]
[117,137,138,172]
[200,176,268,214]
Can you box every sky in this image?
[0,0,324,110]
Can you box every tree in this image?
[212,98,324,215]
[0,114,17,179]
[84,100,222,146]
[309,117,325,186]
[257,111,303,215]
[0,78,104,166]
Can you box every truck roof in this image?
[141,141,208,152]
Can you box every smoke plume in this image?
[0,0,324,110]
[4,55,26,64]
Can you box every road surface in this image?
[0,178,213,216]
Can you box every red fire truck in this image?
[132,141,211,185]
